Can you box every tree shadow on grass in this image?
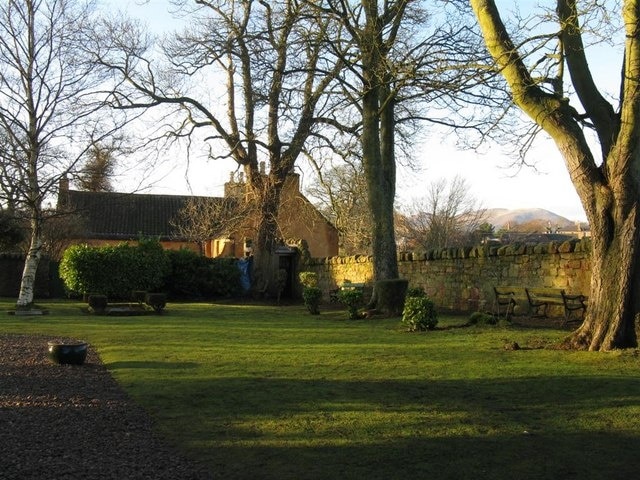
[106,361,200,370]
[134,375,640,480]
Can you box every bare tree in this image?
[314,0,502,312]
[471,0,640,350]
[85,0,346,293]
[170,196,247,253]
[0,0,131,308]
[305,158,373,255]
[398,175,487,251]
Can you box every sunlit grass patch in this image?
[2,298,640,479]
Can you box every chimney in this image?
[59,175,69,193]
[57,175,70,209]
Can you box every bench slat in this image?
[493,286,587,325]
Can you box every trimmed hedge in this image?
[59,239,170,299]
[60,241,242,300]
[163,249,241,299]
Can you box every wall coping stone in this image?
[309,238,591,265]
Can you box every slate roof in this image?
[61,190,222,241]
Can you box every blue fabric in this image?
[237,256,252,293]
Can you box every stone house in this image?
[56,171,339,259]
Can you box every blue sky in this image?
[113,0,624,222]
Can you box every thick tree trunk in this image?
[359,0,400,313]
[562,201,640,350]
[246,167,287,298]
[471,0,640,349]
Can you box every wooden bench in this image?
[525,287,587,325]
[493,286,587,325]
[492,286,521,320]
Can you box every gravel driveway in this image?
[0,334,214,480]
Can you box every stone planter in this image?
[47,341,88,365]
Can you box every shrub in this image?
[299,271,322,314]
[299,271,318,288]
[162,249,241,299]
[468,312,499,326]
[338,288,364,320]
[402,296,438,331]
[59,239,170,299]
[302,286,322,315]
[406,287,426,298]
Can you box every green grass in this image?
[3,298,640,479]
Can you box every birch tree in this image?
[0,0,127,309]
[471,0,640,350]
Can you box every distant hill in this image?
[483,208,580,230]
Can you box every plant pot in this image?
[47,341,88,365]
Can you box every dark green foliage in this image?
[145,292,166,314]
[375,278,409,316]
[299,271,318,288]
[302,286,322,314]
[0,210,25,251]
[132,290,147,303]
[402,296,438,331]
[59,239,170,299]
[338,288,364,320]
[163,249,241,299]
[468,312,500,326]
[60,242,241,301]
[406,287,426,298]
[87,294,107,312]
[206,257,242,297]
[135,238,171,291]
[299,271,321,315]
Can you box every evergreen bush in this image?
[163,249,241,299]
[59,239,169,298]
[402,296,438,331]
[302,287,322,314]
[299,272,321,314]
[338,288,364,320]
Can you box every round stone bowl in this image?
[47,341,88,365]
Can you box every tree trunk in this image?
[360,0,400,313]
[16,218,43,309]
[246,166,287,298]
[471,0,640,350]
[562,188,640,350]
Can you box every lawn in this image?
[3,298,640,479]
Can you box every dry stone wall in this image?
[307,238,592,313]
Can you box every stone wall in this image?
[307,238,592,313]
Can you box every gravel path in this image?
[0,334,214,480]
